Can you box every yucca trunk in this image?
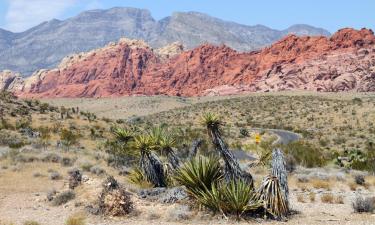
[188,139,203,159]
[139,151,166,187]
[165,147,180,169]
[257,175,289,219]
[271,148,289,208]
[208,128,253,186]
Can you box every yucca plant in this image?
[135,135,166,187]
[201,112,253,186]
[220,180,262,218]
[175,155,222,197]
[149,126,181,170]
[112,127,133,144]
[256,175,289,219]
[176,156,262,218]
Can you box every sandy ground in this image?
[0,162,374,225]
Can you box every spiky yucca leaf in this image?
[175,155,222,197]
[221,180,262,217]
[134,135,155,154]
[112,127,133,143]
[256,175,289,219]
[201,112,222,131]
[135,135,166,187]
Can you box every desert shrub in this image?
[0,118,14,130]
[52,190,75,206]
[33,172,43,177]
[23,221,40,225]
[321,193,334,203]
[90,165,106,175]
[49,171,61,180]
[309,192,316,202]
[0,131,27,149]
[311,179,331,190]
[80,161,93,172]
[15,117,31,130]
[354,174,365,185]
[60,129,79,150]
[98,176,134,216]
[335,195,344,204]
[68,168,82,189]
[335,148,375,173]
[282,141,328,167]
[297,194,305,203]
[41,153,62,163]
[47,189,57,201]
[65,214,86,225]
[239,128,249,137]
[284,154,296,173]
[61,157,74,167]
[352,195,374,213]
[39,103,50,114]
[37,126,51,150]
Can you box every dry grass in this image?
[23,221,40,225]
[297,194,306,203]
[335,195,345,204]
[65,214,86,225]
[311,179,332,190]
[349,182,358,191]
[309,192,316,202]
[321,193,334,204]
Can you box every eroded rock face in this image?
[0,70,24,91]
[11,28,375,97]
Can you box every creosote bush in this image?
[52,190,75,206]
[282,141,329,167]
[352,195,374,213]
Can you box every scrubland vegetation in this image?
[1,91,375,224]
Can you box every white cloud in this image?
[4,0,101,32]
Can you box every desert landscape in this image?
[1,2,375,225]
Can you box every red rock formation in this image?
[17,28,375,98]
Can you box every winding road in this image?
[251,128,302,145]
[232,128,301,161]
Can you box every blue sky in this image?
[0,0,374,33]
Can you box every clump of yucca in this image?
[175,156,261,219]
[256,176,289,219]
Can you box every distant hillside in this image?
[0,7,330,75]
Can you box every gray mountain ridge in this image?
[0,7,331,76]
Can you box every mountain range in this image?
[2,28,373,98]
[0,7,330,75]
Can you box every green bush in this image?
[60,129,79,150]
[282,141,328,167]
